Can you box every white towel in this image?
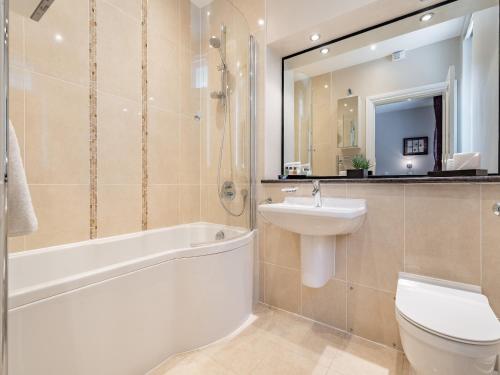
[453,152,481,170]
[7,121,38,236]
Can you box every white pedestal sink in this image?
[258,196,367,288]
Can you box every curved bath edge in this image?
[145,313,258,374]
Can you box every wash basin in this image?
[258,196,366,236]
[258,196,367,288]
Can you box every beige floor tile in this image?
[251,348,330,375]
[155,353,234,375]
[155,304,406,375]
[329,335,406,375]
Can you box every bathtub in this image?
[8,223,254,375]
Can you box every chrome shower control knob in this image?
[493,202,500,216]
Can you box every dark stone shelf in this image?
[261,175,500,184]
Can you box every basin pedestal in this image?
[300,235,335,288]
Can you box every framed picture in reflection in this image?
[403,137,428,156]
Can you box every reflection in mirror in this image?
[282,0,499,177]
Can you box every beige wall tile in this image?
[179,0,200,52]
[334,235,347,281]
[302,279,347,330]
[201,184,248,228]
[347,284,401,350]
[9,67,25,159]
[322,184,347,198]
[179,185,200,224]
[98,93,142,184]
[263,223,300,269]
[405,184,480,284]
[180,47,201,117]
[25,185,89,250]
[97,0,141,101]
[264,263,300,314]
[9,11,25,68]
[480,184,500,317]
[347,184,404,292]
[8,237,25,253]
[148,185,180,229]
[179,115,201,185]
[201,185,226,225]
[147,34,179,113]
[25,0,89,84]
[25,72,89,184]
[259,261,265,302]
[98,185,142,237]
[148,107,179,184]
[103,0,141,19]
[148,0,179,43]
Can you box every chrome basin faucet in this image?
[312,180,322,207]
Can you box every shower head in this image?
[209,36,221,49]
[12,0,56,22]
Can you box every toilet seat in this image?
[396,274,500,345]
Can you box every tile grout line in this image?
[345,184,349,332]
[141,0,148,231]
[479,184,482,287]
[89,0,98,239]
[403,184,406,273]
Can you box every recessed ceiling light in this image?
[54,33,63,42]
[420,12,434,22]
[344,103,348,107]
[207,11,210,16]
[310,33,320,42]
[258,18,265,26]
[122,108,128,112]
[320,48,329,55]
[349,108,354,112]
[324,84,329,89]
[370,44,377,51]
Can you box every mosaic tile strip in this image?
[89,0,98,238]
[141,0,148,230]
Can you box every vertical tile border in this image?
[141,0,148,230]
[89,0,98,239]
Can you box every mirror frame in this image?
[280,0,500,177]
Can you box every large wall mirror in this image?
[282,0,499,177]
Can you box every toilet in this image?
[396,273,500,375]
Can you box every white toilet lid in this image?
[396,275,500,344]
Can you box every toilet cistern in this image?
[258,193,366,288]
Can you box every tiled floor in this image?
[149,304,410,375]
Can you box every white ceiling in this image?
[376,97,434,114]
[292,15,465,79]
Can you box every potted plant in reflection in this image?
[347,155,373,178]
